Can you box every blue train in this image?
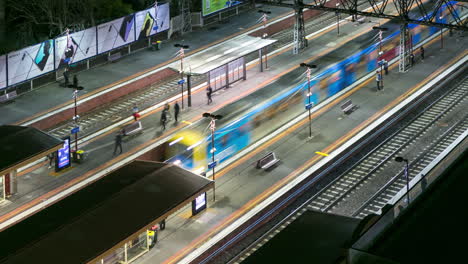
[164,2,464,174]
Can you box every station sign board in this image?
[192,192,207,216]
[56,137,71,172]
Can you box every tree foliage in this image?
[4,0,134,51]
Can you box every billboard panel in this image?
[202,0,243,16]
[0,55,6,89]
[97,14,136,54]
[135,3,170,40]
[55,27,97,68]
[56,137,71,171]
[7,40,55,86]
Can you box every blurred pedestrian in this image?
[207,87,213,105]
[113,132,123,155]
[132,105,140,121]
[420,46,425,61]
[410,53,415,66]
[383,60,389,75]
[63,67,70,87]
[47,153,55,169]
[73,75,78,88]
[174,101,180,123]
[160,110,167,130]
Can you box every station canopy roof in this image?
[0,125,62,176]
[169,35,277,75]
[0,161,213,264]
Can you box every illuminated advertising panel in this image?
[135,3,170,40]
[56,137,71,172]
[97,14,136,54]
[0,55,6,89]
[192,192,207,215]
[55,27,97,68]
[202,0,243,16]
[7,40,55,86]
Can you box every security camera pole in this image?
[300,63,317,139]
[372,26,388,89]
[203,112,223,201]
[258,10,271,70]
[174,44,190,109]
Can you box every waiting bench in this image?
[341,99,358,115]
[108,52,122,63]
[0,90,18,104]
[256,152,280,170]
[122,121,143,137]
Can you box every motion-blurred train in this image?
[163,2,464,174]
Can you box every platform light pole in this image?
[373,26,388,90]
[258,10,271,69]
[175,44,190,109]
[439,15,444,49]
[395,156,410,205]
[335,3,340,35]
[300,63,317,139]
[203,112,223,201]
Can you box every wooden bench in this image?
[122,121,143,137]
[341,99,358,115]
[108,52,122,63]
[256,152,280,170]
[0,90,18,104]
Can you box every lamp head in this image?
[395,156,406,162]
[202,113,211,118]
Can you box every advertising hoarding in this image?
[97,14,136,54]
[56,137,71,171]
[202,0,243,16]
[55,27,97,68]
[0,55,6,89]
[7,40,55,86]
[192,192,207,215]
[135,3,170,40]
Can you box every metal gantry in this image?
[260,0,468,31]
[180,0,192,34]
[293,0,308,54]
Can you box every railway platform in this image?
[0,5,292,126]
[0,17,465,263]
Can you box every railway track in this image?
[46,1,369,140]
[223,67,468,264]
[308,75,468,215]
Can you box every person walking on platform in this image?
[73,75,79,88]
[47,153,55,169]
[132,104,140,121]
[420,46,425,61]
[113,132,123,156]
[383,60,389,75]
[207,87,213,105]
[410,53,415,66]
[376,70,382,91]
[160,110,167,131]
[174,101,180,123]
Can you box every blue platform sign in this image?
[177,79,185,85]
[71,126,80,134]
[56,137,71,172]
[208,161,217,169]
[305,103,314,110]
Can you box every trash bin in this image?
[151,41,162,51]
[72,150,87,164]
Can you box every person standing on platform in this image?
[63,67,70,87]
[47,153,55,169]
[376,70,382,91]
[73,75,79,88]
[160,110,167,131]
[383,60,389,75]
[113,132,123,156]
[410,53,415,66]
[132,105,140,121]
[420,46,425,61]
[207,87,213,105]
[174,101,180,123]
